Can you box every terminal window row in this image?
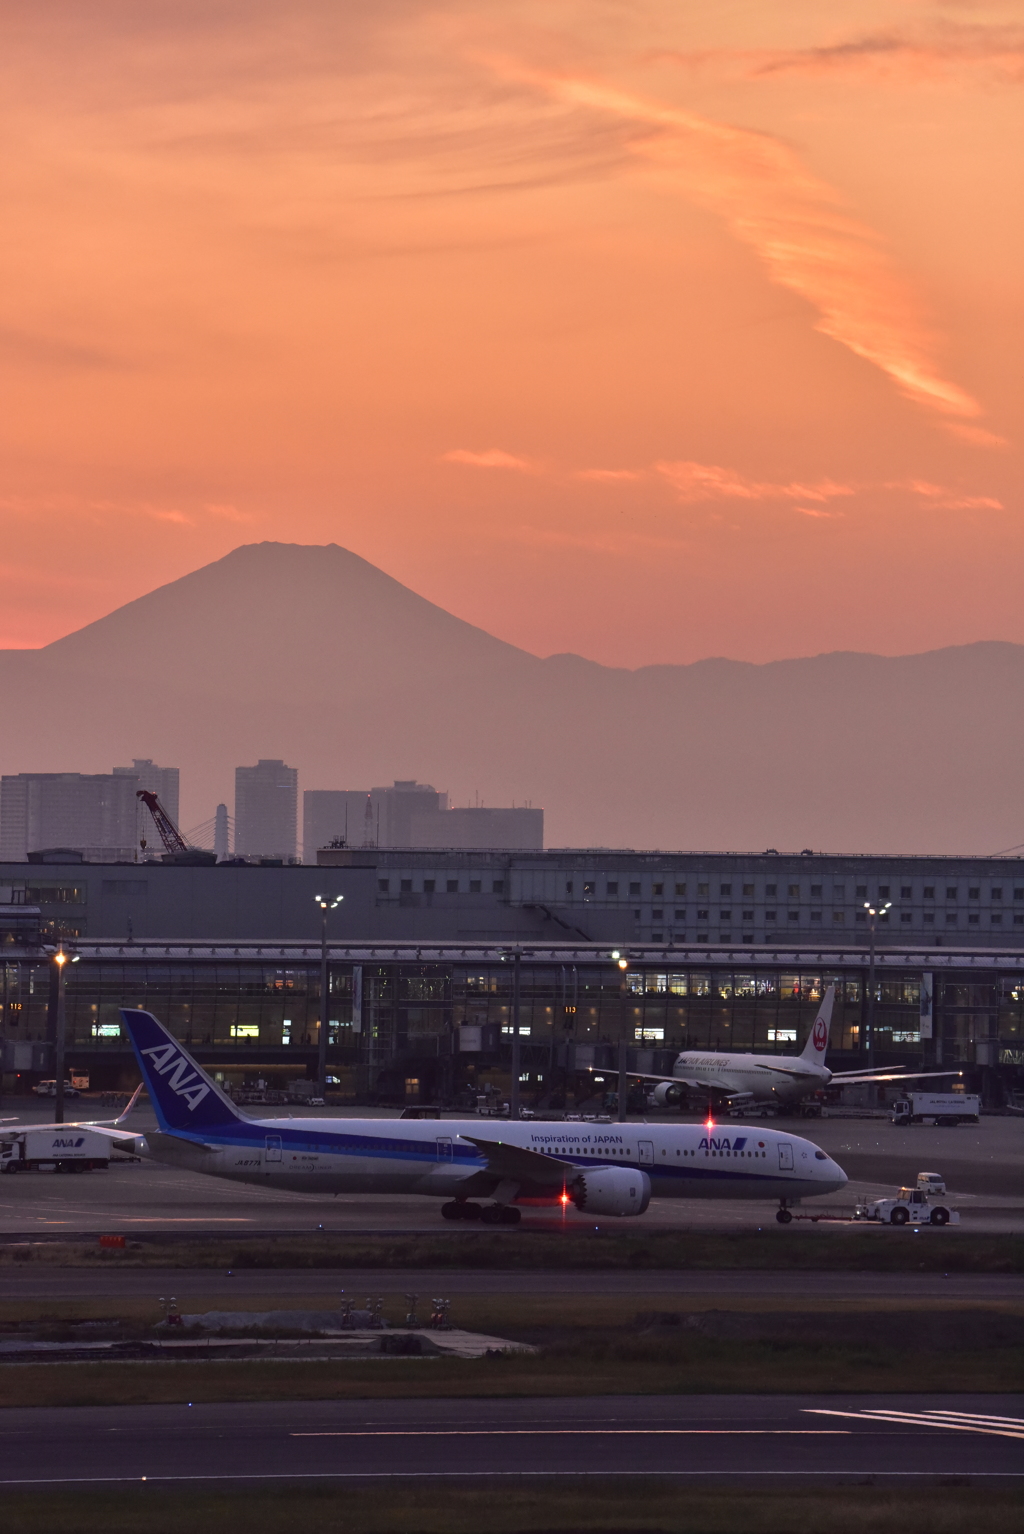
[565,882,1019,902]
[379,879,505,895]
[641,911,1017,927]
[375,875,1024,904]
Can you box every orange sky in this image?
[1,0,1021,665]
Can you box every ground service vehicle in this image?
[116,1008,848,1224]
[856,1186,959,1226]
[0,1128,111,1173]
[916,1171,946,1195]
[891,1093,980,1126]
[31,1080,80,1099]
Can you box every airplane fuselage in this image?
[673,1051,831,1107]
[141,1115,846,1204]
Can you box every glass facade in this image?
[2,951,1021,1102]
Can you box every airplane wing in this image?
[593,1067,733,1094]
[2,1085,145,1137]
[829,1068,963,1086]
[458,1134,572,1190]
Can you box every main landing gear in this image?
[776,1202,793,1224]
[441,1201,521,1225]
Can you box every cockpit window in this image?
[814,1151,828,1160]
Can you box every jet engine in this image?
[571,1166,651,1217]
[650,1081,684,1110]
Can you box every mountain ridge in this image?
[0,543,1020,854]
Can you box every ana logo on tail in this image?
[812,1017,828,1053]
[141,1043,210,1112]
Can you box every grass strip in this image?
[3,1292,1021,1330]
[4,1479,1023,1534]
[3,1340,1022,1406]
[2,1230,1021,1272]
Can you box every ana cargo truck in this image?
[0,1128,111,1173]
[891,1093,980,1127]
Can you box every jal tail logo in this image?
[812,1017,828,1053]
[140,1043,210,1112]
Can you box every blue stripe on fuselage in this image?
[164,1121,788,1186]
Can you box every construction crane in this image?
[137,791,217,865]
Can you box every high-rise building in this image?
[404,805,543,850]
[0,772,141,861]
[302,790,375,864]
[113,760,180,830]
[234,760,298,861]
[370,781,449,848]
[302,780,543,852]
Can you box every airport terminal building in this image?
[1,849,1021,1106]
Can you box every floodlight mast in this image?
[315,895,344,1098]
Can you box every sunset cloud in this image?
[501,67,987,430]
[655,460,854,506]
[574,468,644,482]
[741,24,1024,85]
[441,448,534,471]
[901,481,1005,512]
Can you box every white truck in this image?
[0,1127,111,1173]
[890,1092,980,1127]
[855,1185,959,1226]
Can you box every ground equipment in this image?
[0,1127,111,1173]
[891,1093,980,1126]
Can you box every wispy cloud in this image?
[441,448,534,470]
[574,467,643,482]
[206,502,253,523]
[444,448,1006,514]
[491,64,989,434]
[741,24,1024,85]
[655,460,854,505]
[899,480,1004,512]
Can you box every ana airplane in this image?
[635,986,957,1116]
[112,1008,847,1225]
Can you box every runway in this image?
[1,1156,1021,1238]
[1,1266,1020,1303]
[1,1395,1021,1485]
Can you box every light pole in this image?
[51,949,79,1124]
[510,950,522,1120]
[314,895,343,1099]
[613,952,629,1123]
[500,949,523,1120]
[863,900,892,1069]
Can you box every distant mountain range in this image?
[1,542,1020,854]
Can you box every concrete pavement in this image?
[1,1395,1021,1485]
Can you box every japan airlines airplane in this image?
[116,1009,847,1224]
[638,986,957,1116]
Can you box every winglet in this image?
[113,1083,144,1125]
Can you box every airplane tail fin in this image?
[120,1009,243,1134]
[800,985,835,1062]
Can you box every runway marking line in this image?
[2,1471,1023,1487]
[804,1410,1024,1441]
[291,1430,850,1438]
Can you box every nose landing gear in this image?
[776,1202,793,1224]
